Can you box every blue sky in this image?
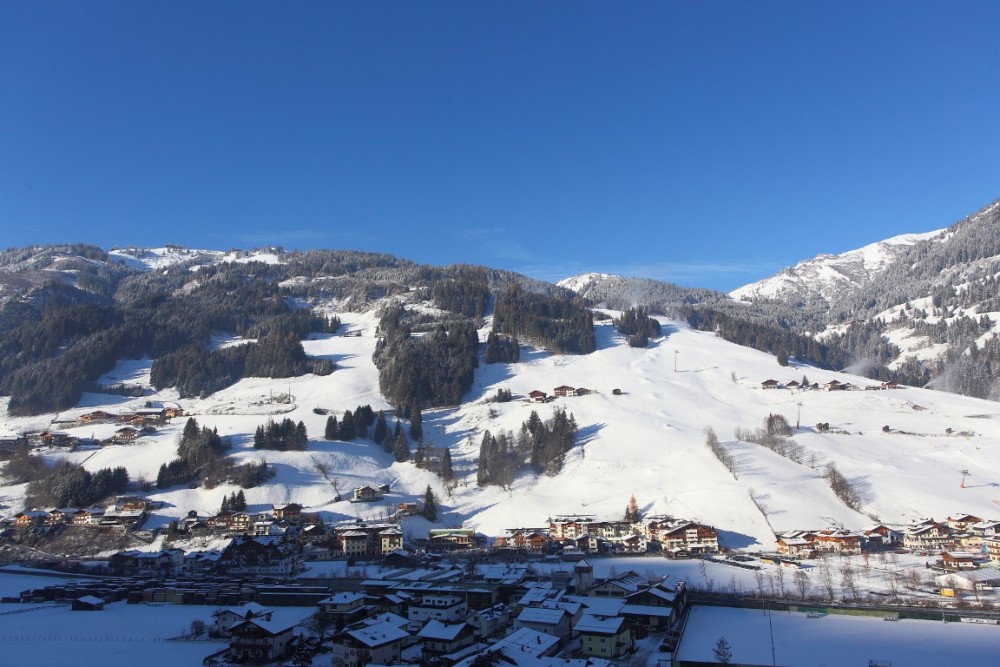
[2,2,999,292]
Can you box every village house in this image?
[862,524,902,549]
[272,503,302,521]
[513,606,573,644]
[985,536,1000,565]
[452,627,560,666]
[575,387,592,396]
[112,426,139,443]
[417,619,476,656]
[576,613,634,659]
[653,520,720,555]
[776,531,815,558]
[553,385,575,398]
[529,390,548,403]
[71,507,105,526]
[810,529,862,555]
[317,592,369,623]
[427,528,475,551]
[332,620,409,667]
[79,410,115,423]
[939,550,984,570]
[217,535,295,576]
[408,594,469,623]
[352,485,383,503]
[465,603,510,638]
[212,603,275,636]
[493,528,551,553]
[227,616,298,662]
[581,570,648,598]
[946,513,982,532]
[761,379,780,389]
[904,519,955,552]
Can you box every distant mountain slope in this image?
[729,230,944,306]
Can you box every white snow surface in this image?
[676,604,998,666]
[4,306,1000,549]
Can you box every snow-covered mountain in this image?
[2,231,1000,555]
[729,230,945,305]
[3,291,1000,551]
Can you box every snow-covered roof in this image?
[346,620,410,647]
[573,614,626,634]
[417,620,470,641]
[517,606,568,625]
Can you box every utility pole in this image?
[674,350,678,373]
[960,469,970,488]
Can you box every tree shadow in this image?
[718,530,763,550]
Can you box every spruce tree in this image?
[440,448,453,481]
[409,404,423,442]
[373,410,388,446]
[324,415,337,440]
[393,431,409,463]
[423,484,437,521]
[339,410,357,441]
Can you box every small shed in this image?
[72,595,105,611]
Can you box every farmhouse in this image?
[553,385,575,397]
[529,390,548,403]
[352,485,383,503]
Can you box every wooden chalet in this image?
[553,385,575,398]
[574,387,592,396]
[528,390,547,403]
[333,620,408,667]
[228,616,298,662]
[272,503,302,521]
[352,485,383,503]
[112,426,139,443]
[761,379,780,389]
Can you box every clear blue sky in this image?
[2,2,999,291]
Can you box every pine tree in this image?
[324,415,337,440]
[234,489,247,511]
[712,636,733,664]
[440,447,453,481]
[295,421,308,449]
[422,484,437,521]
[339,410,357,441]
[477,430,493,486]
[393,430,409,463]
[409,404,423,442]
[373,410,388,445]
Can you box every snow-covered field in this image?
[676,604,999,666]
[3,304,1000,549]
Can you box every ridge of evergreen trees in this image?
[613,307,662,348]
[432,266,490,319]
[254,418,308,451]
[485,332,520,363]
[477,408,578,487]
[25,460,129,509]
[491,285,595,355]
[374,303,479,409]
